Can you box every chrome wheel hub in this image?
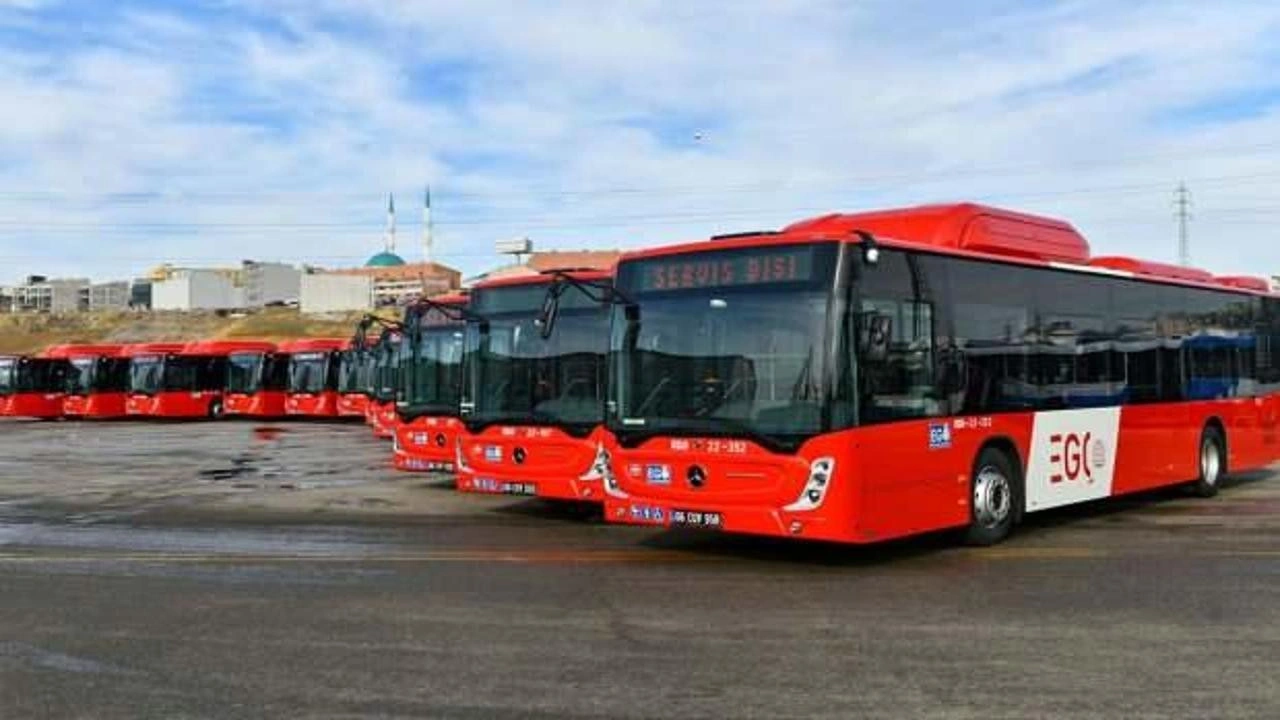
[973,466,1012,529]
[1201,440,1221,487]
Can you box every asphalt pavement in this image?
[0,419,1277,719]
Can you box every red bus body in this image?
[0,349,70,419]
[336,343,374,418]
[57,344,130,418]
[280,338,348,417]
[455,273,614,500]
[394,293,470,472]
[600,203,1280,544]
[369,399,399,438]
[219,342,288,418]
[338,391,370,418]
[124,342,222,418]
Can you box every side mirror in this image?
[859,313,892,362]
[535,286,560,340]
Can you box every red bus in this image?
[393,293,468,472]
[281,338,348,417]
[125,342,231,418]
[337,315,390,418]
[59,344,131,418]
[595,203,1280,545]
[366,324,404,439]
[0,350,70,419]
[336,343,374,418]
[455,271,614,500]
[222,341,290,417]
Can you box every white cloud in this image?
[0,0,1278,282]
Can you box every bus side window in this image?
[945,258,1034,414]
[855,250,939,423]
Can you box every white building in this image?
[300,273,373,313]
[152,269,245,311]
[242,261,301,307]
[88,281,131,311]
[8,276,90,313]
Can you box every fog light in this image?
[789,521,804,535]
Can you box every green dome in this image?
[366,251,406,268]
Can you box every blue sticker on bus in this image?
[928,423,951,450]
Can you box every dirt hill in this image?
[0,308,396,354]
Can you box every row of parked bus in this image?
[7,202,1280,546]
[0,337,390,422]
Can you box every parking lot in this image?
[1,419,1278,718]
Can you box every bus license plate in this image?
[670,509,723,529]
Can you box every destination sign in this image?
[630,245,826,294]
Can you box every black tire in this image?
[208,399,225,420]
[965,446,1021,546]
[1191,425,1226,498]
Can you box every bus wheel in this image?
[1191,425,1225,498]
[208,399,225,420]
[965,447,1020,546]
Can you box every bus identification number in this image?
[668,438,748,455]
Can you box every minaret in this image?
[385,193,397,253]
[422,185,433,265]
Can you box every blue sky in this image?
[1,0,1279,282]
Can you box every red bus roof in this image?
[1215,275,1272,293]
[782,203,1090,265]
[39,343,127,359]
[181,340,277,356]
[427,291,469,305]
[473,268,612,291]
[276,337,349,353]
[122,342,188,357]
[1088,256,1215,283]
[618,202,1277,298]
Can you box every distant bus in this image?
[455,271,613,501]
[58,344,131,418]
[393,293,468,472]
[280,338,349,417]
[599,203,1280,545]
[0,350,70,419]
[125,342,230,418]
[336,342,374,418]
[367,325,404,439]
[221,341,289,417]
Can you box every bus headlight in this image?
[783,457,834,512]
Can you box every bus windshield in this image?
[610,243,838,449]
[0,358,15,395]
[67,358,98,395]
[129,356,165,395]
[226,352,265,394]
[337,350,368,394]
[466,284,609,429]
[405,324,465,414]
[289,352,333,394]
[372,336,402,402]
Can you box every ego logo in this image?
[1049,432,1107,484]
